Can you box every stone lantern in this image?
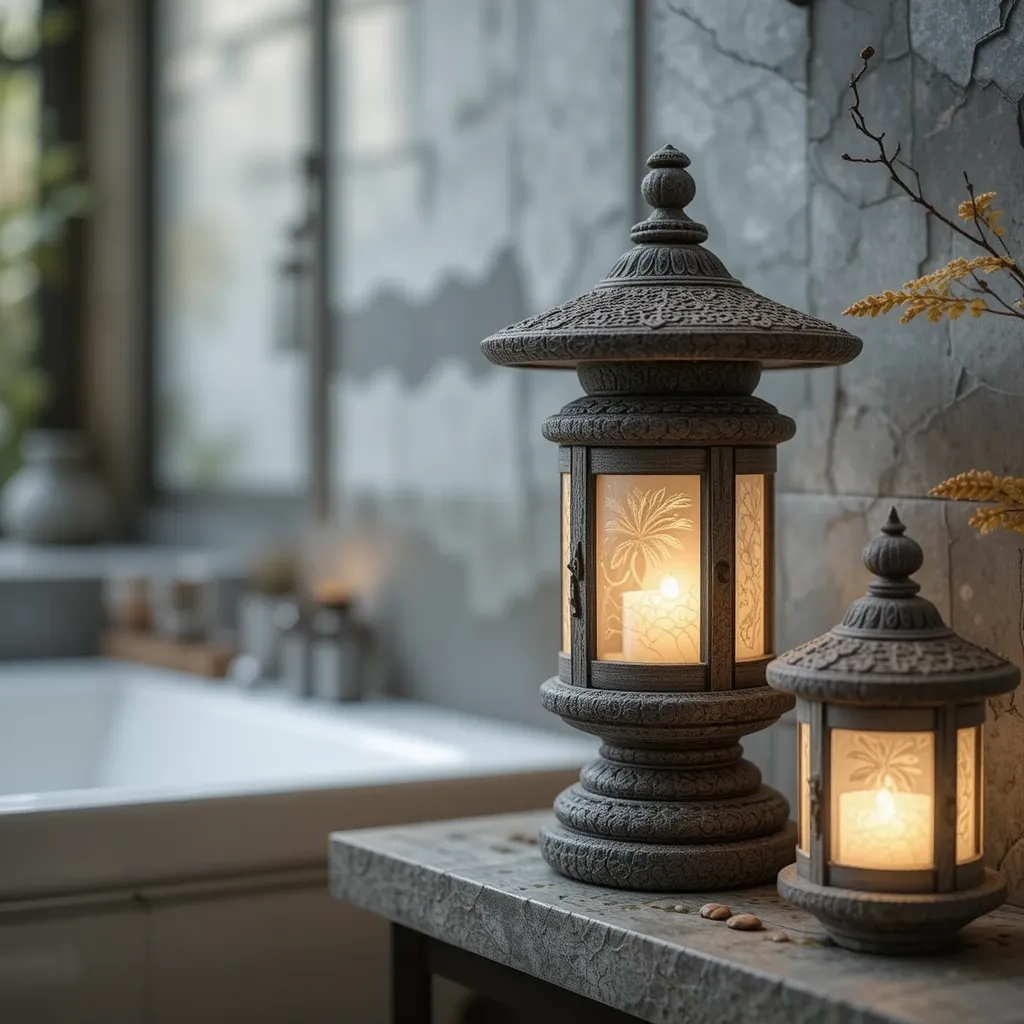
[480,145,862,890]
[771,509,1017,953]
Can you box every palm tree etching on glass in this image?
[597,476,702,662]
[834,730,935,869]
[735,475,765,659]
[846,732,928,792]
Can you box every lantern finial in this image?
[631,145,709,245]
[862,506,924,593]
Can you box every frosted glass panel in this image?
[798,721,810,854]
[155,0,309,491]
[735,474,766,660]
[596,475,701,663]
[561,472,570,654]
[957,726,980,863]
[831,729,935,871]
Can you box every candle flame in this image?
[874,775,897,825]
[659,574,680,600]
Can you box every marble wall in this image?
[329,0,632,732]
[326,0,1024,898]
[747,0,1024,902]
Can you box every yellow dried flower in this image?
[969,505,1024,535]
[842,256,1015,323]
[930,471,1024,504]
[957,191,1007,236]
[931,471,1024,536]
[958,191,997,220]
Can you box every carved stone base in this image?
[542,820,797,891]
[778,863,1007,955]
[538,678,796,891]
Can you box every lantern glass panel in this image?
[956,725,981,863]
[595,474,702,663]
[561,472,571,654]
[735,474,767,660]
[830,729,935,871]
[798,721,810,854]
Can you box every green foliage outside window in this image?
[0,3,90,487]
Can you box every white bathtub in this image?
[0,660,594,1023]
[0,659,594,897]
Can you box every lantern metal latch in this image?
[567,541,584,619]
[809,772,824,840]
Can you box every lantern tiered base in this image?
[538,678,796,891]
[778,863,1007,955]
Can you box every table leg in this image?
[392,924,432,1024]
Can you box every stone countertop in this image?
[330,809,1024,1024]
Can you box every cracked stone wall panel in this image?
[973,0,1024,100]
[913,62,1024,240]
[892,385,1024,498]
[908,0,1003,89]
[514,0,631,311]
[810,191,928,325]
[811,55,915,207]
[809,192,963,495]
[808,0,909,144]
[656,0,808,84]
[775,493,951,654]
[757,367,835,494]
[808,0,908,172]
[950,286,1024,398]
[913,76,1024,393]
[649,0,808,304]
[946,503,1024,904]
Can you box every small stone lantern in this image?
[480,145,862,890]
[770,509,1018,954]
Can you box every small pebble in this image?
[699,903,731,921]
[726,914,763,932]
[766,931,789,943]
[673,904,687,913]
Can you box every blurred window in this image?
[0,0,43,486]
[154,0,311,493]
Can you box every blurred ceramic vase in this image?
[0,430,113,544]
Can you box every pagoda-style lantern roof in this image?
[482,145,862,372]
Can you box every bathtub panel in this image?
[0,907,146,1024]
[148,888,464,1024]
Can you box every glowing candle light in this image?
[621,573,700,663]
[837,775,933,870]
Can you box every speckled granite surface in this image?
[330,810,1024,1024]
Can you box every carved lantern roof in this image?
[767,509,1020,705]
[481,145,863,371]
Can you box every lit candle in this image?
[837,776,933,870]
[621,574,700,663]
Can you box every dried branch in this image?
[841,48,1024,303]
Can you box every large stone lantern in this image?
[481,145,862,890]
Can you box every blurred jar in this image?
[103,572,151,633]
[310,595,364,702]
[275,598,311,697]
[151,575,210,643]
